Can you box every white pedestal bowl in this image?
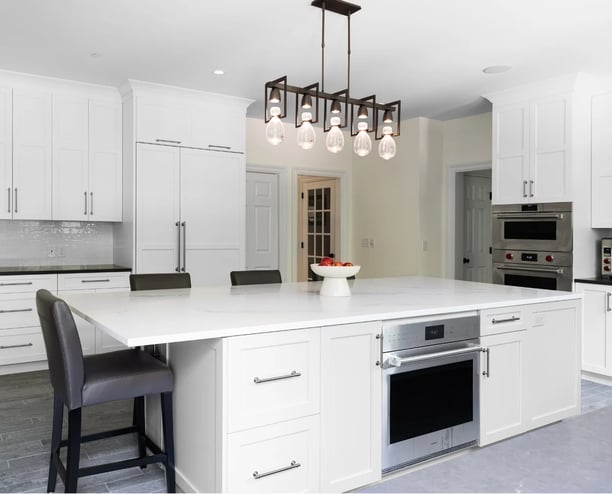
[310,264,361,296]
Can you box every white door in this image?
[180,148,244,286]
[136,143,181,274]
[462,174,492,282]
[89,99,122,221]
[52,94,89,221]
[246,171,279,270]
[298,177,338,281]
[0,86,12,220]
[12,88,52,220]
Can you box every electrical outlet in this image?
[48,248,55,258]
[361,238,369,248]
[57,247,65,258]
[368,238,375,248]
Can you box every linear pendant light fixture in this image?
[264,0,401,160]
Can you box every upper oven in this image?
[492,202,572,252]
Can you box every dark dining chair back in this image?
[130,272,191,291]
[36,289,176,493]
[230,269,282,286]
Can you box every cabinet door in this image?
[136,143,181,274]
[576,283,612,375]
[320,321,381,492]
[89,99,122,221]
[479,330,525,446]
[136,95,190,146]
[12,88,52,220]
[180,148,245,285]
[0,86,11,221]
[190,102,246,153]
[52,94,89,221]
[523,300,580,429]
[592,92,612,227]
[492,102,529,204]
[530,95,570,202]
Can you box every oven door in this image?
[492,262,573,291]
[381,341,481,474]
[492,211,572,252]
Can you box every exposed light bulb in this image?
[353,121,372,157]
[297,112,316,150]
[265,106,284,146]
[378,126,396,160]
[326,116,344,153]
[269,87,281,103]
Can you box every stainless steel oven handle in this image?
[384,344,482,368]
[496,265,563,274]
[494,213,564,220]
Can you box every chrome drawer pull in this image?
[491,315,520,324]
[253,460,301,479]
[81,279,110,283]
[0,308,32,314]
[0,282,33,286]
[0,342,33,350]
[253,370,301,384]
[155,139,181,144]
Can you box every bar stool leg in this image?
[65,408,82,493]
[134,396,146,462]
[47,394,64,493]
[161,392,176,493]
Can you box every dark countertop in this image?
[575,277,612,286]
[0,264,132,275]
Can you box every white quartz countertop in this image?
[62,276,581,347]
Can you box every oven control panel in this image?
[382,314,480,352]
[492,249,571,267]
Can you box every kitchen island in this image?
[63,276,582,493]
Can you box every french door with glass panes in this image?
[298,178,338,281]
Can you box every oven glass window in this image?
[389,359,473,444]
[505,273,557,290]
[504,220,556,240]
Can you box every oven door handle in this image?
[384,344,482,368]
[494,213,564,220]
[496,265,564,274]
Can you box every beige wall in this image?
[245,112,492,280]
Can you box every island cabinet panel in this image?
[320,321,382,493]
[523,300,581,428]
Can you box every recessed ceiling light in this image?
[482,65,512,74]
[212,69,225,76]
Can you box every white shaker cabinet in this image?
[0,86,11,221]
[136,95,190,147]
[492,95,570,205]
[12,88,53,220]
[592,92,612,227]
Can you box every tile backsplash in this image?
[0,220,114,266]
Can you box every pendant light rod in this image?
[321,1,325,93]
[347,12,351,99]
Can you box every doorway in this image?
[449,166,492,282]
[297,175,340,281]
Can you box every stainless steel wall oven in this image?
[381,313,481,474]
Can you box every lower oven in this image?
[492,249,573,291]
[381,313,481,474]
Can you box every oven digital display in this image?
[604,247,612,255]
[425,324,444,340]
[521,252,538,262]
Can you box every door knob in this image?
[463,258,470,264]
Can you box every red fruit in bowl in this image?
[319,257,334,266]
[343,262,354,266]
[333,261,343,266]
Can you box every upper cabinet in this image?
[592,91,612,228]
[0,86,12,221]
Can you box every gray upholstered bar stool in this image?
[230,269,282,285]
[35,289,175,493]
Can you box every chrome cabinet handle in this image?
[0,342,33,350]
[81,279,110,283]
[181,221,186,272]
[482,348,490,377]
[491,315,520,324]
[0,282,33,286]
[84,191,88,215]
[90,192,94,215]
[0,308,32,314]
[14,188,17,213]
[523,180,528,198]
[208,144,231,150]
[156,139,181,145]
[253,460,301,479]
[254,370,301,384]
[176,221,181,272]
[7,187,10,213]
[607,292,611,313]
[529,180,534,197]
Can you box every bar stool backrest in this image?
[130,273,192,291]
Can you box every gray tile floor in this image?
[360,378,612,493]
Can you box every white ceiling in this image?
[1,0,612,120]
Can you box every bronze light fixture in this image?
[264,0,401,159]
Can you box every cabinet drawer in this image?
[0,294,40,329]
[0,274,56,295]
[226,415,320,493]
[58,272,129,291]
[0,330,46,365]
[481,306,529,336]
[226,328,320,432]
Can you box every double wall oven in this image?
[492,202,572,291]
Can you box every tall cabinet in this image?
[116,81,252,286]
